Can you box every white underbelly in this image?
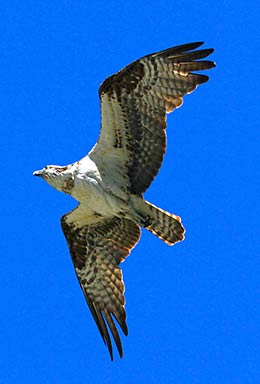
[71,176,128,217]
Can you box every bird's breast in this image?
[71,175,128,217]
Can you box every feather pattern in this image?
[90,42,215,194]
[61,206,140,360]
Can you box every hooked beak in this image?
[33,169,44,177]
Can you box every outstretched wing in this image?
[89,42,215,195]
[61,205,141,360]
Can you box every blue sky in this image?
[1,1,259,383]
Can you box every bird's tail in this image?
[130,196,185,245]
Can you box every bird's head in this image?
[33,165,74,194]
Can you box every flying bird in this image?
[34,42,215,360]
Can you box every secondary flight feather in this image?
[34,42,215,360]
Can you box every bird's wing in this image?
[61,205,141,360]
[89,42,215,195]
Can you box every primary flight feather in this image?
[34,41,215,360]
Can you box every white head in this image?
[33,165,74,194]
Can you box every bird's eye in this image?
[56,166,68,173]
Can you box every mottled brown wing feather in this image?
[61,206,141,360]
[91,42,215,195]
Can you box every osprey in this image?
[34,42,215,360]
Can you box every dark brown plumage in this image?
[61,210,140,359]
[97,42,215,195]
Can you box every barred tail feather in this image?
[143,201,185,245]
